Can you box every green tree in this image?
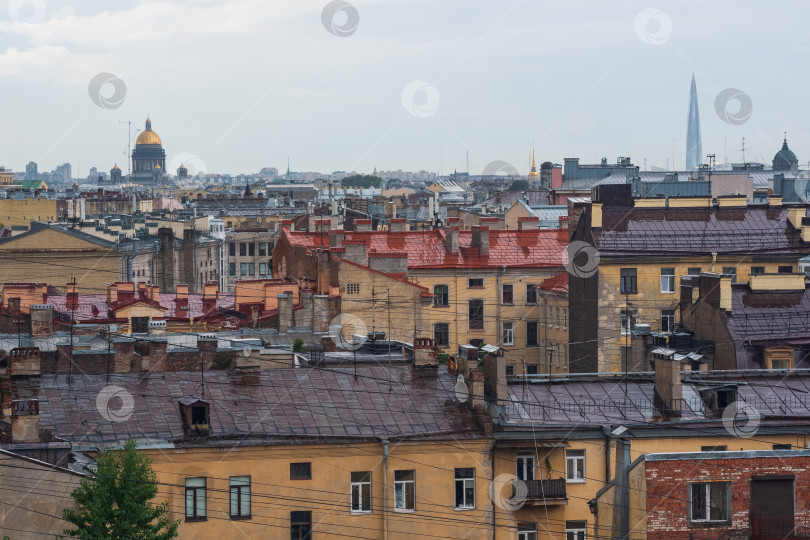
[508,179,530,192]
[62,439,179,540]
[341,174,382,189]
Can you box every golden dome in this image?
[112,163,120,170]
[135,117,162,146]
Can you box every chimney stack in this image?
[329,229,345,248]
[354,219,372,232]
[29,304,54,337]
[389,218,407,232]
[445,227,459,254]
[518,216,540,230]
[653,354,682,418]
[471,226,490,256]
[175,284,189,311]
[413,338,438,368]
[278,293,293,333]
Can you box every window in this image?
[751,266,765,275]
[555,307,560,328]
[661,309,675,333]
[526,364,539,375]
[259,263,267,276]
[505,365,515,376]
[562,308,568,330]
[229,263,236,276]
[689,482,730,523]
[547,305,553,328]
[230,476,251,519]
[566,520,587,540]
[620,268,637,293]
[661,267,675,293]
[185,477,206,521]
[351,471,372,513]
[239,243,246,257]
[468,300,484,330]
[468,278,484,288]
[518,523,537,540]
[346,283,360,295]
[516,452,535,481]
[502,322,514,345]
[248,263,255,276]
[454,468,475,509]
[526,321,539,346]
[394,470,415,511]
[290,511,312,540]
[229,242,235,257]
[433,285,449,306]
[526,284,538,305]
[259,243,267,256]
[502,284,514,305]
[240,263,247,276]
[779,265,793,274]
[620,309,637,335]
[131,317,148,333]
[688,267,701,275]
[565,450,585,482]
[248,243,255,256]
[722,266,737,283]
[434,323,449,348]
[290,462,311,480]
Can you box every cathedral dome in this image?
[136,117,162,146]
[773,136,798,171]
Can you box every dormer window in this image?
[179,398,210,436]
[699,386,737,417]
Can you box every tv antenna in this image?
[119,119,140,180]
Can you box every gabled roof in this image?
[539,271,568,292]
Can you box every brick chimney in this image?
[354,219,372,232]
[368,252,408,274]
[197,337,217,370]
[458,344,479,377]
[653,354,682,418]
[389,218,407,232]
[478,216,503,230]
[10,397,40,443]
[202,282,218,313]
[445,227,459,254]
[9,347,41,376]
[29,304,54,337]
[329,229,345,248]
[471,226,490,256]
[278,293,293,333]
[518,216,540,230]
[314,218,331,233]
[343,240,368,266]
[175,284,189,312]
[147,284,160,303]
[413,337,438,368]
[66,282,78,310]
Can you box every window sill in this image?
[230,515,252,521]
[501,303,514,306]
[185,517,207,522]
[503,343,514,347]
[660,291,675,294]
[433,304,450,308]
[566,479,586,484]
[454,506,476,511]
[351,510,372,515]
[688,521,732,528]
[394,509,416,514]
[526,344,539,348]
[620,291,638,295]
[290,477,312,481]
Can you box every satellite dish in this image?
[454,374,468,403]
[242,345,252,358]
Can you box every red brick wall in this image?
[645,455,810,540]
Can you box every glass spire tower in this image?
[686,74,702,171]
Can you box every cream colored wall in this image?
[0,198,60,227]
[146,439,492,540]
[597,257,801,371]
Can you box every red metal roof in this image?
[284,227,568,269]
[539,271,569,292]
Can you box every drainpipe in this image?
[497,266,506,348]
[711,252,717,273]
[490,445,496,540]
[127,238,139,282]
[382,439,389,540]
[541,290,548,376]
[604,427,611,482]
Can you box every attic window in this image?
[717,389,736,409]
[191,405,208,426]
[179,398,210,436]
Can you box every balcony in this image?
[516,478,567,506]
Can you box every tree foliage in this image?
[341,174,382,189]
[62,439,179,540]
[508,179,530,192]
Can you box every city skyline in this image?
[0,1,807,175]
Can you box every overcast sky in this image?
[0,0,807,177]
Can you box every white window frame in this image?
[565,521,587,540]
[454,468,476,509]
[621,310,637,336]
[661,309,675,333]
[394,470,415,512]
[661,267,675,293]
[565,449,586,483]
[562,308,568,330]
[518,525,538,540]
[350,471,372,514]
[502,322,514,346]
[689,482,731,524]
[516,452,535,482]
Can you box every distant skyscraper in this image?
[686,74,702,171]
